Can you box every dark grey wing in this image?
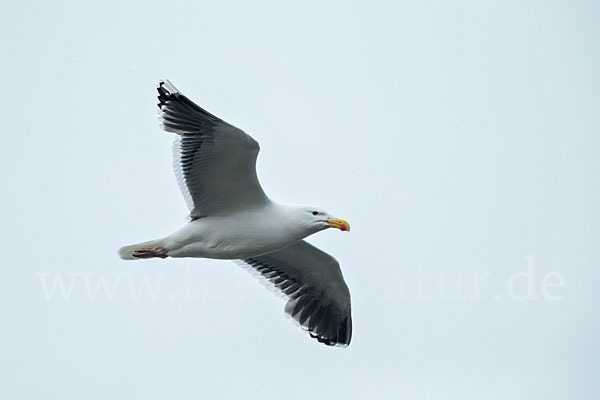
[158,80,269,219]
[241,240,352,347]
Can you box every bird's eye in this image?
[312,211,319,216]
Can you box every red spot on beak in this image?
[340,225,347,231]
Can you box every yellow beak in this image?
[326,218,351,232]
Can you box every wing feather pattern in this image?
[241,240,352,347]
[157,80,268,219]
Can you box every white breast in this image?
[164,203,310,259]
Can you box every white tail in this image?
[118,239,166,260]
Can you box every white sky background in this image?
[1,0,599,398]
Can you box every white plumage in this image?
[119,80,352,346]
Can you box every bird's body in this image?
[119,80,352,346]
[121,202,324,260]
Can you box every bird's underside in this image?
[119,80,352,347]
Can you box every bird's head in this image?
[299,206,351,233]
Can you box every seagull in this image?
[119,80,352,346]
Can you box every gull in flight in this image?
[119,80,352,346]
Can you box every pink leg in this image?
[133,247,169,259]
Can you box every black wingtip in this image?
[155,80,224,128]
[308,315,352,347]
[158,79,178,93]
[157,79,178,109]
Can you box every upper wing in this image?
[157,80,269,219]
[241,240,352,347]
